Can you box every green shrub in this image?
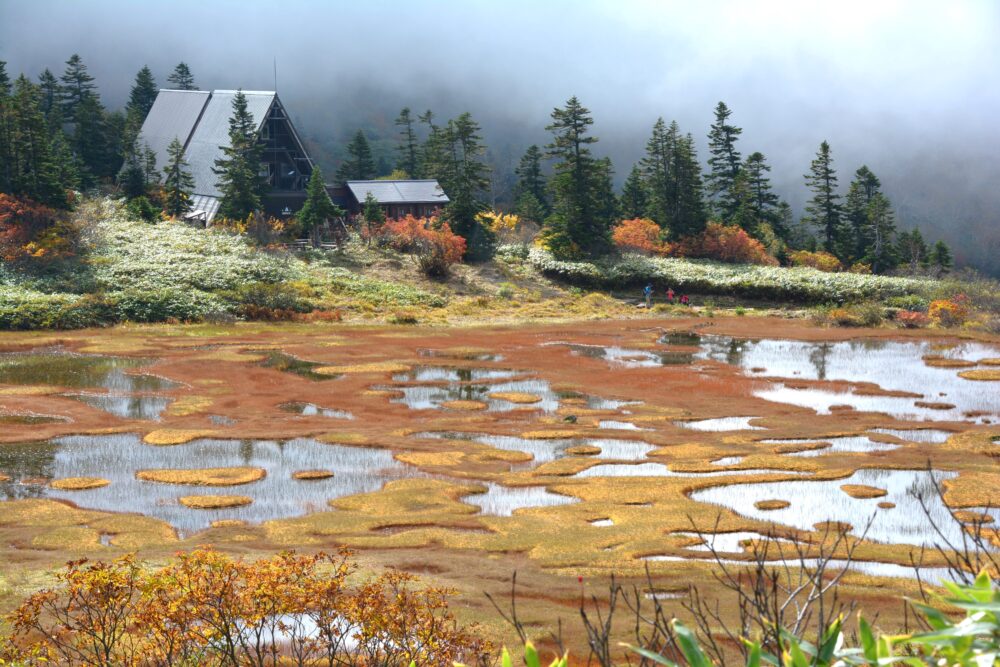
[114,288,227,323]
[221,281,312,314]
[125,196,161,223]
[886,294,929,312]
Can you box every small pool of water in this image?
[760,436,899,457]
[279,402,354,420]
[673,531,791,553]
[0,435,415,532]
[574,463,802,478]
[869,428,955,444]
[0,350,179,391]
[391,367,521,382]
[387,379,562,412]
[598,420,650,431]
[712,456,744,466]
[256,351,339,381]
[690,468,1000,547]
[643,553,954,582]
[64,392,174,421]
[463,483,578,516]
[546,342,692,368]
[677,416,766,431]
[696,336,1000,423]
[413,432,655,464]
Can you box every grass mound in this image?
[50,477,109,490]
[136,467,266,486]
[179,495,252,509]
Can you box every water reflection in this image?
[256,351,339,381]
[690,468,1000,547]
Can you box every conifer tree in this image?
[37,69,61,126]
[862,192,898,273]
[619,164,647,220]
[706,101,742,219]
[214,90,266,221]
[162,136,194,217]
[671,133,708,237]
[543,96,611,258]
[515,144,548,214]
[897,228,929,272]
[641,117,675,229]
[335,129,376,183]
[167,62,197,90]
[803,140,845,257]
[297,165,344,247]
[8,75,66,207]
[394,107,420,178]
[0,61,11,192]
[126,66,158,124]
[430,113,492,259]
[59,54,96,122]
[931,240,952,275]
[843,165,882,262]
[741,152,781,234]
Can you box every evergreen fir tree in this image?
[121,151,147,199]
[297,165,344,246]
[48,129,80,193]
[671,132,708,237]
[167,62,197,90]
[59,54,96,122]
[0,61,11,192]
[514,191,547,225]
[73,92,112,186]
[335,129,376,183]
[843,165,882,262]
[897,228,929,272]
[705,101,742,220]
[862,192,898,273]
[37,69,61,126]
[162,136,194,217]
[741,152,781,234]
[126,66,158,124]
[213,90,266,221]
[394,107,420,178]
[931,240,952,275]
[543,96,611,258]
[619,164,648,220]
[803,140,845,257]
[514,144,548,214]
[640,117,675,229]
[432,113,492,259]
[8,75,66,207]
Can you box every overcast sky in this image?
[2,0,999,269]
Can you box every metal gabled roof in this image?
[346,180,450,205]
[138,89,276,200]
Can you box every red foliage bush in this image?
[928,294,970,327]
[612,218,670,256]
[895,310,931,328]
[380,215,466,276]
[678,222,778,266]
[0,194,74,263]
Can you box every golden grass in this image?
[958,369,1000,381]
[314,361,411,375]
[50,477,109,491]
[179,495,252,509]
[194,350,267,363]
[913,401,955,410]
[953,510,993,524]
[565,445,601,456]
[521,430,582,440]
[292,470,335,480]
[210,519,248,528]
[755,499,790,510]
[841,484,887,499]
[979,358,1000,366]
[31,526,103,551]
[878,501,896,509]
[440,400,488,411]
[489,392,543,404]
[943,471,1000,508]
[922,356,976,368]
[0,386,59,396]
[136,467,266,486]
[165,395,213,417]
[0,473,9,482]
[396,451,467,467]
[316,432,369,445]
[143,429,214,446]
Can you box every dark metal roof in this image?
[346,180,450,205]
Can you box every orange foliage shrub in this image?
[612,218,670,256]
[896,310,931,328]
[380,215,466,276]
[679,222,777,266]
[0,194,75,263]
[929,294,970,327]
[2,549,491,666]
[789,249,842,272]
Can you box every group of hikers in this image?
[643,284,690,308]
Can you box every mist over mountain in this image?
[3,0,998,275]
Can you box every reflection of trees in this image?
[808,343,833,380]
[0,441,57,500]
[457,368,473,383]
[239,439,254,465]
